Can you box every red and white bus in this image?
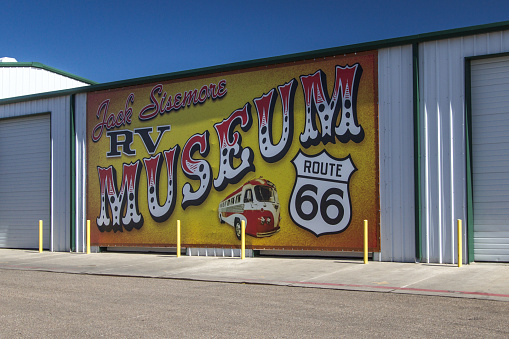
[218,178,281,239]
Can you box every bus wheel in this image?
[235,219,242,240]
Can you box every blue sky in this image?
[3,0,509,83]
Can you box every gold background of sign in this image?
[86,51,379,251]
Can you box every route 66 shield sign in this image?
[289,150,357,236]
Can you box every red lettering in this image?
[125,93,134,124]
[209,84,217,99]
[92,94,135,142]
[92,100,110,142]
[96,162,144,232]
[139,84,163,121]
[159,92,168,114]
[217,80,227,98]
[173,93,182,109]
[116,111,124,127]
[183,89,199,107]
[106,112,116,129]
[135,80,226,124]
[213,103,254,191]
[198,85,208,103]
[163,95,174,113]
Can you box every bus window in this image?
[254,185,275,202]
[244,189,253,203]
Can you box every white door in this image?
[0,114,50,249]
[471,56,509,261]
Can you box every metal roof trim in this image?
[2,20,509,105]
[0,62,97,85]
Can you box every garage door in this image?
[471,56,509,262]
[0,114,50,249]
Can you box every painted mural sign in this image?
[86,51,380,251]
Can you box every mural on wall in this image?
[86,51,379,251]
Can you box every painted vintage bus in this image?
[218,178,281,239]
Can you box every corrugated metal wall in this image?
[0,66,87,99]
[0,97,71,251]
[3,29,508,259]
[378,45,416,262]
[75,93,88,253]
[419,30,509,263]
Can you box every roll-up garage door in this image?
[0,114,50,249]
[472,56,509,262]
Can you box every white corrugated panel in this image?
[0,96,71,251]
[75,93,88,253]
[378,45,416,262]
[471,55,509,262]
[0,66,88,99]
[419,30,509,263]
[0,114,50,248]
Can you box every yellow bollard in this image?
[364,220,368,264]
[241,220,246,260]
[86,220,91,254]
[177,220,181,258]
[458,219,462,267]
[39,220,43,253]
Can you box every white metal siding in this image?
[378,45,416,262]
[0,115,50,248]
[0,97,71,251]
[75,93,88,253]
[471,56,509,262]
[0,66,88,99]
[419,30,509,263]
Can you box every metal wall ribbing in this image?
[75,93,88,253]
[378,45,416,262]
[419,30,509,263]
[0,66,88,99]
[5,26,509,259]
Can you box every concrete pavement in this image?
[1,248,509,301]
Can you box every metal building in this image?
[0,59,94,99]
[2,22,509,263]
[0,60,94,250]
